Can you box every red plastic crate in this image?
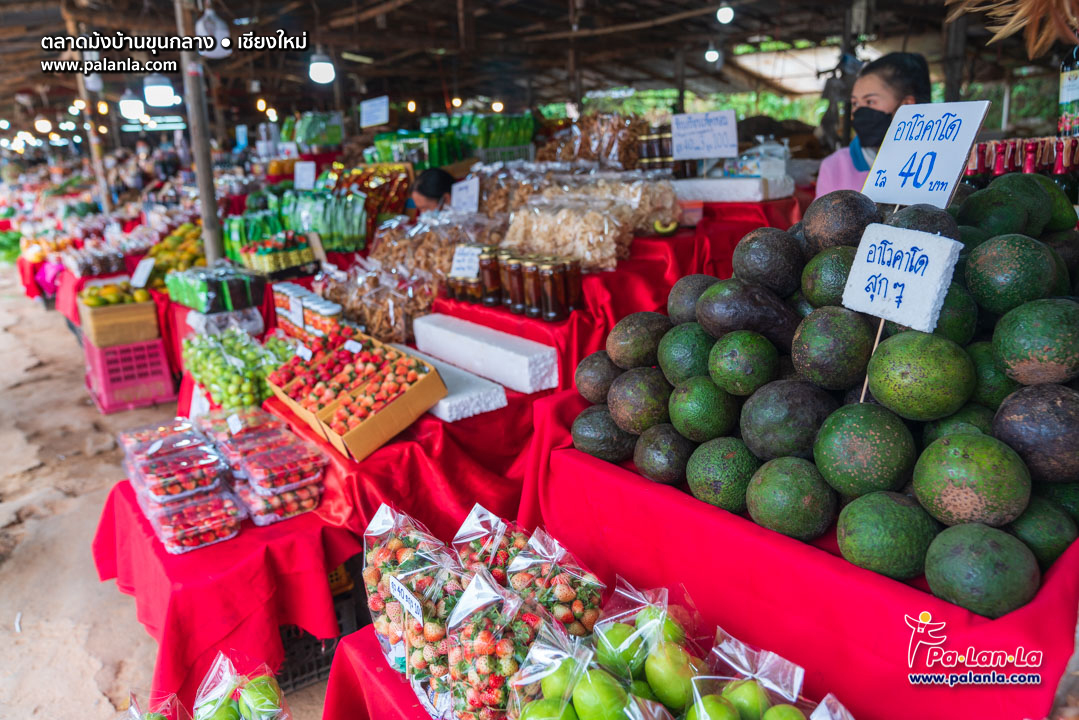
[84,337,176,414]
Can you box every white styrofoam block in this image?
[390,344,508,422]
[673,176,794,203]
[412,314,559,394]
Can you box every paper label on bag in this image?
[388,575,424,623]
[841,223,962,332]
[296,344,313,361]
[862,101,990,208]
[293,161,317,191]
[451,176,480,213]
[226,413,243,435]
[361,96,390,128]
[449,245,482,279]
[131,257,156,288]
[672,110,738,160]
[343,339,363,354]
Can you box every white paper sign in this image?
[388,575,424,623]
[451,176,480,213]
[449,245,482,279]
[361,96,390,128]
[293,161,317,191]
[841,224,963,332]
[863,101,990,208]
[671,110,738,160]
[226,413,243,435]
[279,141,299,158]
[343,339,363,354]
[296,344,313,361]
[131,257,156,288]
[189,384,211,419]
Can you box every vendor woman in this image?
[410,168,455,213]
[816,52,932,198]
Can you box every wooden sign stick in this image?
[859,317,886,404]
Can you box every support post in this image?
[675,47,686,114]
[207,71,229,149]
[1001,69,1012,131]
[944,15,967,103]
[174,0,223,264]
[61,6,110,212]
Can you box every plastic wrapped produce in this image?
[192,652,292,720]
[452,503,532,586]
[505,528,604,636]
[195,407,286,446]
[215,427,297,466]
[126,445,226,503]
[541,171,680,234]
[507,622,593,719]
[117,418,198,455]
[237,439,328,496]
[139,489,243,554]
[502,197,634,271]
[233,481,321,526]
[404,562,472,718]
[120,691,191,720]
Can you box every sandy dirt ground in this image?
[1,266,1078,720]
[0,271,325,720]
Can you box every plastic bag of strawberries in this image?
[120,691,190,720]
[362,504,452,674]
[451,503,531,586]
[445,568,551,720]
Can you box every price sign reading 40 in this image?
[862,101,990,209]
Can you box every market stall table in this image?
[702,196,802,231]
[517,390,1079,720]
[92,481,362,709]
[15,255,44,299]
[323,625,430,720]
[54,253,147,327]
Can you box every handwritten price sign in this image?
[862,101,990,208]
[841,224,962,332]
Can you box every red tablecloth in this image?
[55,254,146,326]
[517,391,1079,720]
[702,197,802,231]
[15,256,43,299]
[92,481,363,709]
[324,625,430,720]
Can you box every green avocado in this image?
[657,322,716,386]
[607,367,673,435]
[924,523,1040,618]
[992,298,1079,385]
[965,234,1057,315]
[988,173,1053,236]
[634,424,697,485]
[1039,229,1079,276]
[732,227,805,298]
[867,331,975,421]
[669,376,738,442]
[686,437,762,513]
[837,491,941,579]
[957,187,1029,237]
[913,433,1031,527]
[571,405,637,463]
[575,351,624,405]
[606,312,673,369]
[884,282,978,347]
[791,306,874,390]
[1006,496,1078,570]
[956,225,992,280]
[668,274,720,325]
[1048,245,1073,296]
[813,404,916,497]
[1026,172,1078,232]
[746,457,838,541]
[786,290,815,319]
[1034,483,1079,525]
[739,379,838,460]
[696,278,801,352]
[708,330,779,396]
[965,341,1020,410]
[922,403,995,446]
[800,246,857,308]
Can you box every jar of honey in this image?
[539,261,567,322]
[522,258,542,319]
[479,250,501,306]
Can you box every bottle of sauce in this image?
[497,250,515,310]
[539,261,567,322]
[564,258,582,312]
[522,258,542,318]
[506,257,525,314]
[479,250,501,307]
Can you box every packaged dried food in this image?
[126,445,227,503]
[503,197,634,271]
[237,440,328,496]
[234,480,322,526]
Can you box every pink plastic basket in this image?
[84,337,176,414]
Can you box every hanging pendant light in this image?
[196,3,232,59]
[144,73,176,107]
[704,42,720,63]
[309,48,336,84]
[34,115,52,134]
[119,89,145,120]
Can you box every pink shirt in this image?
[816,147,870,198]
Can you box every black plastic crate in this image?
[276,581,362,693]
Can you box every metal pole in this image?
[174,0,223,264]
[62,8,111,212]
[675,48,686,114]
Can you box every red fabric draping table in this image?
[54,252,146,326]
[517,391,1079,720]
[324,625,430,720]
[92,480,363,710]
[15,256,43,299]
[702,197,802,231]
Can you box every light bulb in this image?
[705,42,720,63]
[256,98,267,112]
[148,121,157,129]
[144,73,176,108]
[140,114,151,124]
[309,52,335,84]
[34,116,52,134]
[98,125,108,134]
[73,135,83,144]
[0,119,8,130]
[119,89,145,121]
[491,101,504,113]
[97,101,109,115]
[451,97,462,108]
[406,100,417,113]
[716,4,734,24]
[73,98,86,110]
[68,106,79,116]
[48,132,59,141]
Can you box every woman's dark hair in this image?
[858,52,932,104]
[414,168,455,200]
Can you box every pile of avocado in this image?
[572,179,1079,619]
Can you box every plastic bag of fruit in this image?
[120,691,190,720]
[118,418,201,457]
[507,621,592,719]
[192,652,291,720]
[195,408,286,446]
[362,504,451,674]
[504,527,604,637]
[451,503,531,586]
[446,568,550,720]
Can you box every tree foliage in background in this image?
[930,77,1057,133]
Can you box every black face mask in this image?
[852,107,893,148]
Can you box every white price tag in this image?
[226,413,243,435]
[863,101,990,208]
[451,176,480,213]
[293,161,317,191]
[841,224,962,332]
[296,344,313,361]
[449,245,482,279]
[360,95,390,128]
[289,296,304,327]
[131,257,156,289]
[343,339,363,354]
[671,110,738,160]
[388,575,424,623]
[190,384,211,419]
